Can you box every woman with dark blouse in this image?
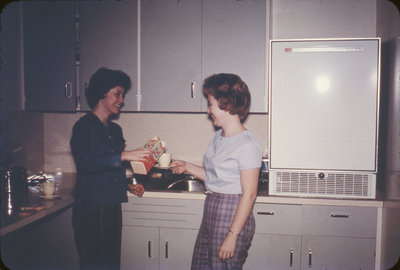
[70,67,152,270]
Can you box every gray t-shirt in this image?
[204,129,262,194]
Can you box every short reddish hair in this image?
[203,73,251,121]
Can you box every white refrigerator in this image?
[268,38,381,199]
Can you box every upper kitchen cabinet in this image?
[24,1,78,111]
[140,0,268,112]
[271,0,377,39]
[78,0,138,111]
[140,0,202,112]
[23,0,268,112]
[202,0,268,112]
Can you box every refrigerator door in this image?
[269,38,380,172]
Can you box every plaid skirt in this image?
[191,193,255,270]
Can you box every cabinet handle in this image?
[64,82,73,98]
[148,241,152,258]
[308,249,312,268]
[165,242,169,259]
[75,94,81,111]
[257,211,275,215]
[191,82,195,98]
[330,213,350,218]
[290,249,293,267]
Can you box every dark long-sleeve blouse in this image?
[70,112,130,206]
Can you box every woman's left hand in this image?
[128,184,145,197]
[218,233,237,261]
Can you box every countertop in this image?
[0,173,76,237]
[0,171,387,237]
[133,191,385,207]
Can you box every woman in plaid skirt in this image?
[171,73,262,270]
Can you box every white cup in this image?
[42,181,56,197]
[158,153,172,167]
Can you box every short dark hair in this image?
[85,67,131,109]
[203,73,251,121]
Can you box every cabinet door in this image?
[121,226,159,270]
[245,234,301,270]
[140,0,202,112]
[159,228,198,270]
[302,205,377,238]
[301,236,376,270]
[24,1,77,111]
[301,205,377,270]
[78,1,138,111]
[253,203,302,235]
[202,0,268,112]
[245,203,302,269]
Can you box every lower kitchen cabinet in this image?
[120,197,203,270]
[301,205,377,270]
[244,203,302,270]
[301,236,376,270]
[245,203,379,270]
[160,227,198,270]
[121,226,159,270]
[121,226,198,270]
[246,234,301,270]
[120,196,382,270]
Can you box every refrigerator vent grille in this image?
[269,171,376,198]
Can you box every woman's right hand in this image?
[170,160,187,174]
[128,183,145,197]
[171,160,206,181]
[121,147,153,162]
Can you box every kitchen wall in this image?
[2,0,400,174]
[41,0,400,173]
[0,3,44,173]
[43,113,269,172]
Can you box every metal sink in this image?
[167,178,205,192]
